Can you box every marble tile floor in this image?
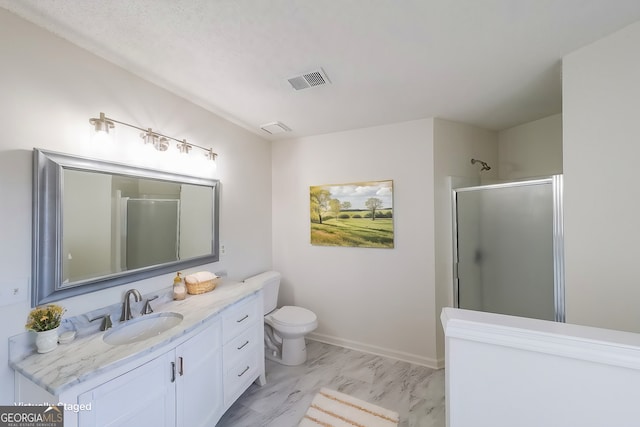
[217,340,445,427]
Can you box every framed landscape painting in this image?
[310,180,394,248]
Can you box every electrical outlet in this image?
[220,244,226,256]
[0,278,28,307]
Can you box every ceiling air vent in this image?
[260,122,292,134]
[287,68,331,90]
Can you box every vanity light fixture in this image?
[89,112,217,162]
[177,139,192,154]
[89,112,115,134]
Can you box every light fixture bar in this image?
[89,112,218,160]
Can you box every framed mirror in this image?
[32,149,220,306]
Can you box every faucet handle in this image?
[141,295,158,315]
[90,314,113,331]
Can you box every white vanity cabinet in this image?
[78,320,222,427]
[12,288,265,427]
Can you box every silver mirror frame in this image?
[32,148,220,306]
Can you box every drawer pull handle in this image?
[236,314,249,323]
[237,340,250,350]
[237,365,250,377]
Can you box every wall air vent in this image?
[287,68,331,90]
[260,121,292,134]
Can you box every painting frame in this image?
[310,180,394,248]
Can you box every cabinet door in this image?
[78,352,175,427]
[176,320,223,427]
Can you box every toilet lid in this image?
[271,306,316,326]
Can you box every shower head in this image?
[471,158,491,171]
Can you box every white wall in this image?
[271,117,504,367]
[272,119,438,367]
[432,118,498,364]
[0,10,272,403]
[563,20,640,333]
[498,113,563,181]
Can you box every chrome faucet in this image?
[120,289,142,322]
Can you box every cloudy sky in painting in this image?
[318,180,393,210]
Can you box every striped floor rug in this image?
[299,388,399,427]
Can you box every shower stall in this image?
[452,175,565,322]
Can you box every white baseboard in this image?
[307,332,443,369]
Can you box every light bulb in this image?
[91,129,111,144]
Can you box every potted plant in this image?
[25,304,66,353]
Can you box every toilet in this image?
[244,271,317,366]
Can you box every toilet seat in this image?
[270,306,316,327]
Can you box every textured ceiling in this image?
[3,0,640,140]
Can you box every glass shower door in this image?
[125,199,180,270]
[453,177,564,321]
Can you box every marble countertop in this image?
[10,279,262,395]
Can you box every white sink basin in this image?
[103,312,183,346]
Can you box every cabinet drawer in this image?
[224,351,261,407]
[222,295,261,343]
[223,325,261,363]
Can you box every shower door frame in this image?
[452,175,565,322]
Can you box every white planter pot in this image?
[35,327,59,354]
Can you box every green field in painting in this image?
[310,216,394,248]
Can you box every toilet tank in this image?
[244,271,281,314]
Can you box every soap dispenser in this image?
[173,272,186,300]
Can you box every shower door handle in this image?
[474,249,483,264]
